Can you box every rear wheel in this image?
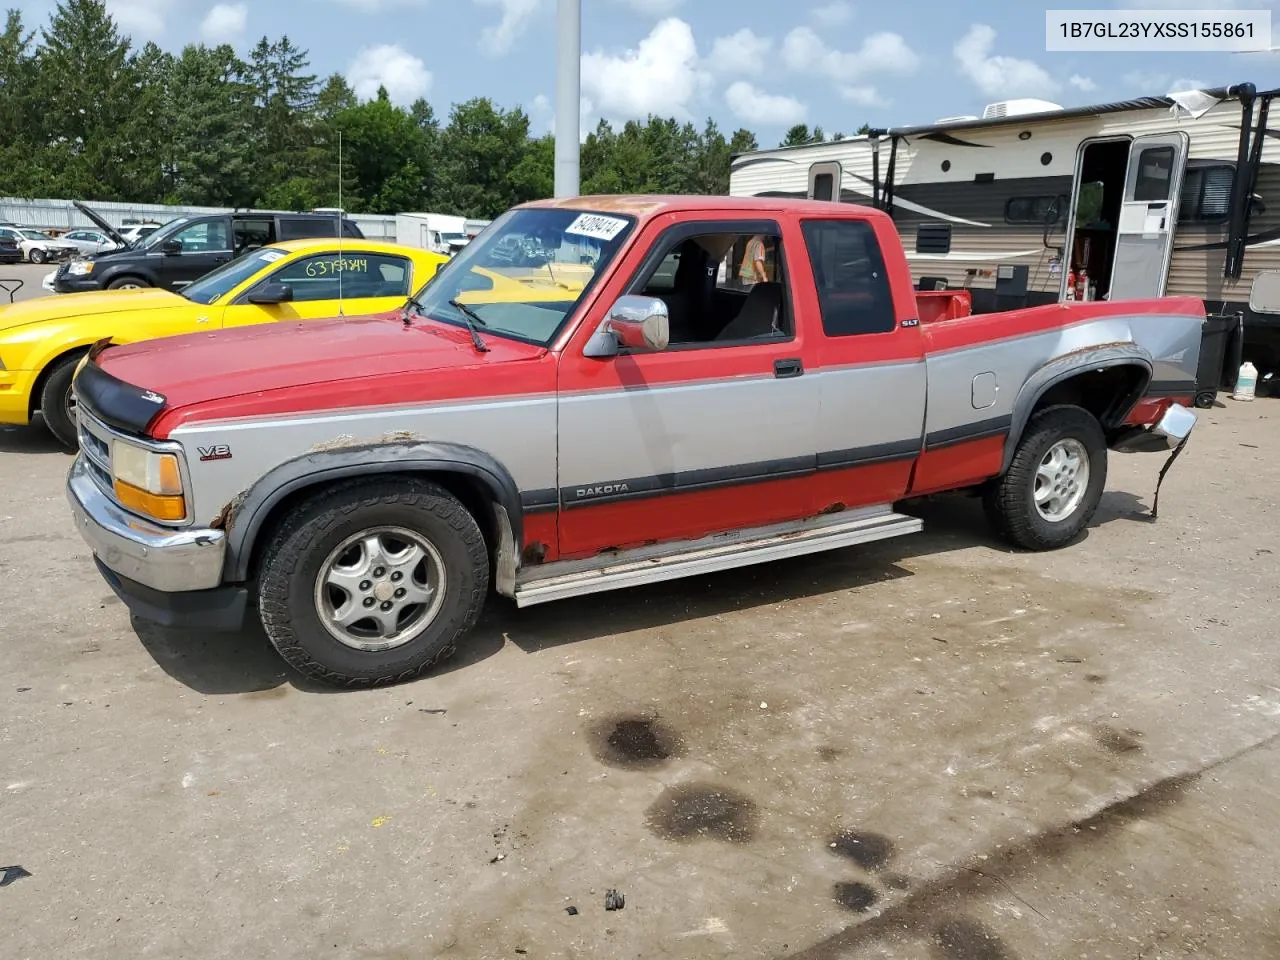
[983,405,1107,550]
[107,276,147,290]
[257,479,489,687]
[39,354,84,449]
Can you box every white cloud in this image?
[782,27,920,82]
[1068,74,1096,92]
[1121,70,1209,94]
[199,4,247,44]
[475,0,541,57]
[529,92,554,133]
[954,24,1059,99]
[346,44,433,104]
[810,0,853,26]
[724,81,807,126]
[581,17,710,121]
[707,29,772,76]
[839,85,885,107]
[611,0,685,13]
[105,0,169,39]
[1122,69,1168,91]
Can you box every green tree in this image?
[245,35,317,204]
[36,0,141,197]
[0,10,42,195]
[164,43,256,206]
[437,97,535,218]
[331,86,428,213]
[780,123,812,147]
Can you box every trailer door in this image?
[1109,132,1189,301]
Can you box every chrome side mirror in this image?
[1249,270,1280,314]
[583,295,670,357]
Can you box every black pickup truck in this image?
[51,202,364,293]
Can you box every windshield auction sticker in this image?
[565,214,628,242]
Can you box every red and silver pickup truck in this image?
[66,196,1203,687]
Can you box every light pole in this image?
[554,0,581,197]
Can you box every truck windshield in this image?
[180,247,285,305]
[409,207,636,345]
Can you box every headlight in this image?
[68,260,94,275]
[110,440,186,521]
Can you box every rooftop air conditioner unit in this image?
[982,98,1065,119]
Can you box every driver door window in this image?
[633,230,792,346]
[220,252,414,327]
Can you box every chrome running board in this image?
[513,505,921,608]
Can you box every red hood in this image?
[95,312,549,434]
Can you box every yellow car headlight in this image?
[110,440,186,521]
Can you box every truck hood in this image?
[0,288,183,333]
[94,313,547,417]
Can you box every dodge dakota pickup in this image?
[65,195,1204,687]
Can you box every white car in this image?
[117,223,163,245]
[0,226,78,264]
[60,229,121,256]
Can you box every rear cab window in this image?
[799,218,897,337]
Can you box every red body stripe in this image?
[554,473,817,561]
[522,513,559,561]
[908,437,1007,497]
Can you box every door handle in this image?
[774,358,803,378]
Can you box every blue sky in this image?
[12,0,1280,142]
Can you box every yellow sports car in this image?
[0,238,447,447]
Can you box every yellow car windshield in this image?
[181,248,289,305]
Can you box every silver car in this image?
[60,229,121,256]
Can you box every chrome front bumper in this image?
[66,455,226,593]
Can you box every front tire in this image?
[983,405,1107,551]
[39,354,84,449]
[257,479,489,687]
[107,276,147,290]
[28,248,45,264]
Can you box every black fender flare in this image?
[1000,346,1154,474]
[220,440,525,585]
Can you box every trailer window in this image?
[1005,195,1066,224]
[812,173,834,202]
[1133,146,1174,202]
[800,219,896,337]
[1179,165,1234,223]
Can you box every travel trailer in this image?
[729,82,1279,368]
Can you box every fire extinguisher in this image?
[1076,267,1088,301]
[1065,268,1076,300]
